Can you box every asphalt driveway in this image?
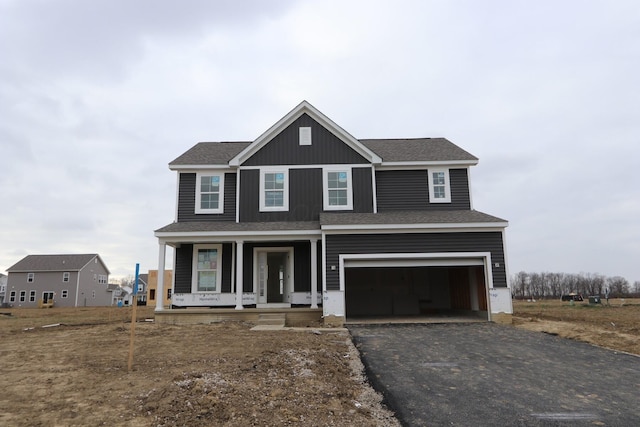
[349,323,640,426]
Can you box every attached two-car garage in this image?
[342,255,490,320]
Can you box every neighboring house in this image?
[0,273,7,306]
[5,254,111,307]
[136,273,148,305]
[146,270,173,308]
[154,101,512,324]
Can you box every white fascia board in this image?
[155,229,322,242]
[169,165,235,171]
[229,101,382,166]
[321,222,509,233]
[376,160,478,170]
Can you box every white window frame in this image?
[9,291,16,302]
[299,126,312,145]
[19,291,26,302]
[428,168,451,203]
[259,169,289,212]
[29,290,36,302]
[192,244,223,293]
[61,290,68,298]
[63,272,70,282]
[196,173,225,214]
[323,167,353,210]
[27,272,34,283]
[98,275,107,284]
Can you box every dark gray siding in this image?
[174,243,233,294]
[177,172,237,222]
[376,170,428,211]
[353,167,374,213]
[240,241,320,293]
[239,167,374,222]
[325,232,506,291]
[376,168,471,211]
[174,244,193,293]
[243,114,369,166]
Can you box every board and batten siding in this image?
[239,167,374,222]
[177,172,237,222]
[242,114,369,166]
[376,169,471,211]
[325,232,506,291]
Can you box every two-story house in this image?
[5,254,111,307]
[154,101,512,325]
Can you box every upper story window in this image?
[428,169,451,203]
[27,273,34,283]
[196,173,225,214]
[63,272,70,282]
[260,170,289,211]
[323,168,353,210]
[98,275,107,284]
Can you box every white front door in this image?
[255,247,293,306]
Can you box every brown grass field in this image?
[512,297,640,356]
[1,299,638,426]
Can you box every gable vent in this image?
[299,127,312,146]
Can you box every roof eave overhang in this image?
[321,221,509,233]
[155,229,322,242]
[377,160,478,170]
[229,101,382,166]
[169,164,235,171]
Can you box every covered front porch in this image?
[154,222,323,314]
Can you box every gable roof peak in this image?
[229,101,382,166]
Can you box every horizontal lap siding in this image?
[174,243,233,294]
[240,167,374,222]
[243,114,369,166]
[376,168,471,211]
[376,170,429,211]
[177,172,236,221]
[325,232,506,291]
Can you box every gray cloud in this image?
[1,0,638,283]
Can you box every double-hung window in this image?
[27,273,34,283]
[323,168,353,210]
[196,173,225,214]
[428,169,451,203]
[192,244,222,293]
[260,170,288,211]
[63,272,70,282]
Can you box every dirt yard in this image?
[0,306,399,427]
[2,299,638,426]
[512,298,640,355]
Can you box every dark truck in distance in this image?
[561,293,584,301]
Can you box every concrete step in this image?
[257,313,286,326]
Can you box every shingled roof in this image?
[7,254,108,273]
[168,137,477,167]
[170,141,250,166]
[320,210,507,226]
[360,138,478,163]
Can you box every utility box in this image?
[588,296,601,304]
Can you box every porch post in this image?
[156,241,166,311]
[235,240,244,310]
[310,238,318,308]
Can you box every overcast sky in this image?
[1,0,638,284]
